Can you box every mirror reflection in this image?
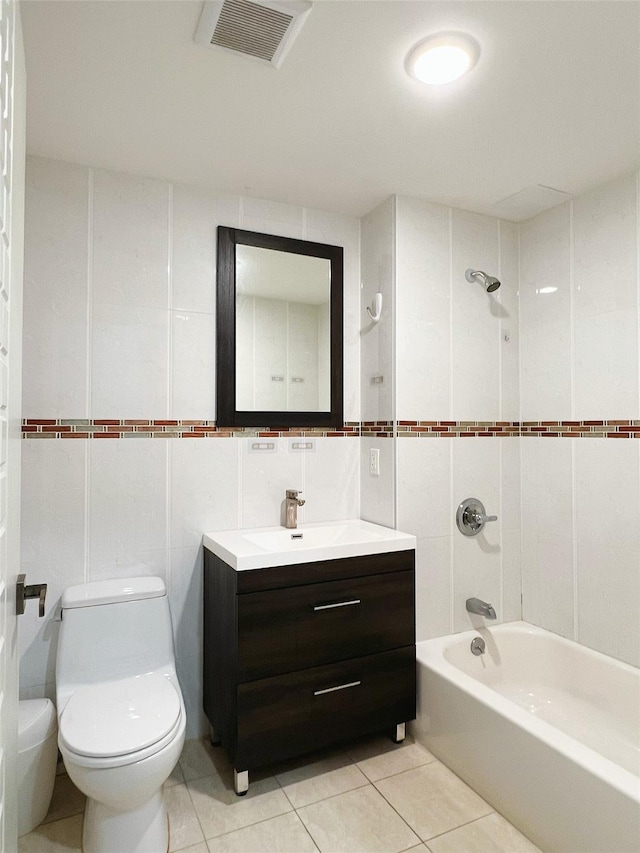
[235,246,331,412]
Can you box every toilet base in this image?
[83,789,168,853]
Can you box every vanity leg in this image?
[210,726,221,746]
[392,723,406,744]
[234,769,249,796]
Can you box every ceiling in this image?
[21,0,640,221]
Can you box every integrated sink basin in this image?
[203,519,416,571]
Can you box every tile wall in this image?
[360,196,522,641]
[519,171,640,666]
[19,156,361,736]
[20,155,640,745]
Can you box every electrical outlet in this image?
[369,448,380,476]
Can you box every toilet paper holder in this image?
[16,573,47,617]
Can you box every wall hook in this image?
[366,291,383,323]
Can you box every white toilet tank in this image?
[56,577,178,714]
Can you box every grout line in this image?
[167,183,173,418]
[569,200,575,421]
[499,434,504,621]
[497,220,505,622]
[85,168,94,420]
[497,219,503,422]
[636,170,640,422]
[448,207,454,635]
[569,200,578,642]
[84,172,93,585]
[571,437,578,642]
[392,195,398,529]
[517,222,523,620]
[448,207,453,420]
[83,440,90,584]
[448,438,454,634]
[423,811,500,844]
[181,773,209,845]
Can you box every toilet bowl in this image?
[59,674,185,853]
[55,577,186,853]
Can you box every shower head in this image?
[465,268,501,292]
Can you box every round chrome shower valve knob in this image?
[456,498,498,536]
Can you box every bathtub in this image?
[411,621,640,853]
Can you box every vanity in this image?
[202,520,416,794]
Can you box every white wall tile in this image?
[172,183,239,314]
[415,536,451,641]
[498,220,520,422]
[171,310,216,420]
[519,203,572,419]
[396,438,451,538]
[360,436,394,529]
[169,545,204,664]
[500,438,521,532]
[21,439,86,569]
[573,309,638,418]
[240,196,304,239]
[575,439,640,666]
[521,438,575,639]
[451,209,501,420]
[397,295,451,420]
[452,438,502,632]
[520,317,572,420]
[19,440,87,689]
[88,439,168,578]
[91,302,169,418]
[169,438,239,550]
[92,169,169,310]
[501,527,522,623]
[240,438,304,528]
[23,157,89,417]
[177,653,208,739]
[360,198,394,423]
[396,197,450,419]
[302,437,359,523]
[573,172,638,319]
[519,203,571,324]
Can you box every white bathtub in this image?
[411,621,640,853]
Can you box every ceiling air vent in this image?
[194,0,312,68]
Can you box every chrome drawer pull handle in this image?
[314,680,361,696]
[313,599,361,611]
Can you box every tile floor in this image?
[19,735,541,852]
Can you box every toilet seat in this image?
[59,673,182,769]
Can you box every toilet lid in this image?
[59,673,181,758]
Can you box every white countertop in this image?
[203,519,416,571]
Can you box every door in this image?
[0,1,25,848]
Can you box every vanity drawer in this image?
[237,569,415,680]
[235,646,416,770]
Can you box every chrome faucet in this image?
[284,489,305,529]
[466,597,497,619]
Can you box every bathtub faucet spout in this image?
[466,597,496,619]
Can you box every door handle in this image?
[16,574,47,617]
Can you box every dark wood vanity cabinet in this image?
[203,548,416,785]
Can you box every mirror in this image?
[216,227,343,427]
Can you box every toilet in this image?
[55,577,186,853]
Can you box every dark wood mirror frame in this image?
[216,226,344,428]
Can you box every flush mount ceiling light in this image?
[405,32,480,85]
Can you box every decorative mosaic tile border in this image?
[21,419,361,439]
[360,421,394,437]
[397,421,519,437]
[21,419,640,439]
[520,420,640,438]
